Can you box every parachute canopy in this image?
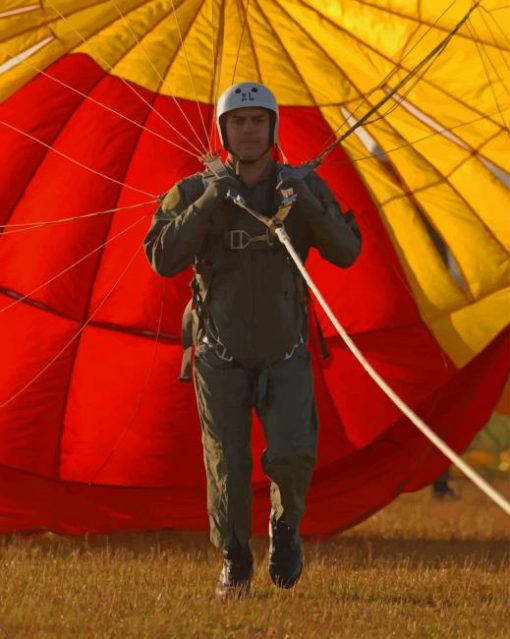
[0,0,508,534]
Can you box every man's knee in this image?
[260,449,317,478]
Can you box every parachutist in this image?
[144,81,361,599]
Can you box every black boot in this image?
[215,537,253,600]
[268,514,303,589]
[431,482,460,501]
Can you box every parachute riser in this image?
[315,0,482,164]
[201,153,321,235]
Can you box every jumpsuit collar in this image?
[224,157,276,188]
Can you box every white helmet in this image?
[216,81,279,150]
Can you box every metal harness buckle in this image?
[228,229,274,250]
[230,229,251,250]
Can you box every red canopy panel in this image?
[0,54,508,534]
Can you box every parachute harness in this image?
[201,154,510,518]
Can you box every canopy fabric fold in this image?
[0,1,508,534]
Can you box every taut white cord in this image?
[275,225,510,516]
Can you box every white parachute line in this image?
[108,0,210,155]
[207,0,218,150]
[314,1,483,163]
[375,54,444,125]
[0,119,157,198]
[208,0,216,75]
[313,0,461,156]
[274,225,510,516]
[466,20,510,131]
[88,277,167,484]
[476,7,510,71]
[0,199,157,235]
[0,239,145,412]
[326,105,510,170]
[479,3,510,48]
[369,0,458,92]
[348,37,450,133]
[376,6,509,134]
[384,92,510,184]
[208,0,226,151]
[167,0,212,152]
[2,53,201,159]
[43,0,205,157]
[231,0,251,85]
[0,213,150,315]
[387,90,470,150]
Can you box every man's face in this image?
[224,107,271,161]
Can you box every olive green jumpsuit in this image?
[144,160,361,550]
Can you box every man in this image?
[144,82,361,598]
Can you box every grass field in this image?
[1,480,509,639]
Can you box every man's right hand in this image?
[195,175,242,212]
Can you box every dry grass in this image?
[1,480,509,639]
